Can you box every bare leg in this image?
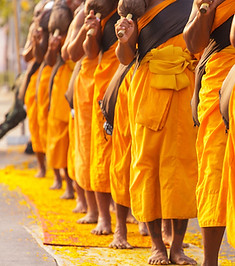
[109,198,115,213]
[35,152,46,178]
[50,168,62,189]
[72,181,87,213]
[162,219,189,248]
[147,219,169,265]
[109,204,133,249]
[201,226,225,266]
[77,190,98,224]
[60,168,74,199]
[126,208,138,224]
[91,192,112,235]
[169,219,197,265]
[139,222,149,236]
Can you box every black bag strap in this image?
[101,11,119,53]
[100,60,135,132]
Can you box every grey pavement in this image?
[0,185,58,266]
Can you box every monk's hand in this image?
[84,10,101,37]
[32,27,43,44]
[196,0,225,14]
[48,32,62,52]
[115,17,134,43]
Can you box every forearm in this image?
[116,40,136,65]
[68,25,87,62]
[83,33,100,59]
[34,36,48,63]
[44,48,58,66]
[183,5,215,53]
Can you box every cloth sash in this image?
[138,0,193,62]
[18,60,41,102]
[192,16,233,126]
[141,45,197,91]
[101,11,119,53]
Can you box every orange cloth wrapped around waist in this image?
[110,66,134,207]
[196,47,235,227]
[128,34,198,222]
[24,68,43,153]
[74,57,98,191]
[90,44,119,193]
[46,60,74,169]
[37,64,53,152]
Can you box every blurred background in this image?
[0,0,38,89]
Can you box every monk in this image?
[115,0,198,264]
[183,1,235,265]
[61,2,88,213]
[219,15,235,250]
[67,3,99,223]
[82,0,120,235]
[45,1,75,199]
[24,2,53,178]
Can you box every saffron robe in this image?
[37,64,53,153]
[68,112,75,180]
[24,68,44,153]
[224,80,235,248]
[74,57,98,191]
[90,11,120,193]
[219,65,235,248]
[196,0,235,227]
[47,60,75,169]
[128,0,198,222]
[110,66,134,207]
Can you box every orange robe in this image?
[36,64,53,153]
[67,112,75,180]
[220,65,235,248]
[90,13,120,193]
[196,1,235,228]
[24,68,43,153]
[74,57,98,190]
[47,60,75,169]
[128,1,198,222]
[110,66,134,207]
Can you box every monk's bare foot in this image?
[60,190,75,199]
[109,224,133,249]
[77,212,98,224]
[109,234,133,249]
[50,181,62,190]
[35,168,46,178]
[148,248,169,265]
[72,200,87,213]
[139,222,149,236]
[126,211,138,224]
[170,248,197,265]
[91,217,112,235]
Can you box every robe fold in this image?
[196,0,235,227]
[128,0,198,222]
[47,60,75,169]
